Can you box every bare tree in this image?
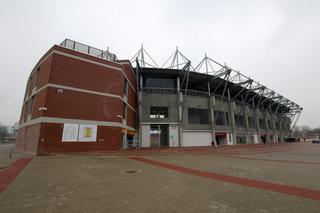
[0,126,8,142]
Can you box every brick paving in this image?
[0,142,320,212]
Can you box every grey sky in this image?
[0,0,319,127]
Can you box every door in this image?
[150,125,161,147]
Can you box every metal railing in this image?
[180,89,209,97]
[60,39,118,62]
[142,87,178,94]
[142,87,210,97]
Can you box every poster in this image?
[78,124,97,142]
[62,123,79,142]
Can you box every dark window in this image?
[248,117,255,128]
[276,122,280,130]
[214,110,224,125]
[28,96,35,115]
[235,114,245,127]
[123,103,127,119]
[225,112,230,125]
[145,77,175,88]
[188,108,209,124]
[32,66,40,88]
[259,119,266,129]
[150,107,168,118]
[124,78,128,96]
[267,120,272,129]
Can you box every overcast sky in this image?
[0,0,319,127]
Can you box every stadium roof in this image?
[131,45,302,123]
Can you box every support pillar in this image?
[264,111,271,143]
[254,109,261,144]
[229,101,236,145]
[209,95,217,147]
[243,105,250,144]
[279,116,284,142]
[271,113,277,143]
[177,76,183,147]
[138,75,143,147]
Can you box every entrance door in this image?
[215,134,226,145]
[159,125,169,147]
[150,125,169,147]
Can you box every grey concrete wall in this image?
[141,93,179,123]
[140,91,292,143]
[182,95,211,130]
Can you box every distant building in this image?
[16,39,302,155]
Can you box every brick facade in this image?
[16,45,137,155]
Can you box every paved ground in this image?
[0,142,320,212]
[0,143,28,170]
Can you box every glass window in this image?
[259,119,266,129]
[145,77,175,88]
[124,78,128,96]
[248,117,255,128]
[188,108,209,124]
[123,103,127,119]
[214,110,224,126]
[150,107,168,118]
[235,114,245,127]
[28,96,35,115]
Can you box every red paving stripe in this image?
[221,156,320,165]
[0,158,32,193]
[128,156,320,202]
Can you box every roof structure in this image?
[132,45,303,127]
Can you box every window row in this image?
[148,106,289,130]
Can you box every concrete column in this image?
[138,75,143,147]
[229,101,236,144]
[264,111,271,143]
[243,105,250,144]
[254,109,261,143]
[209,95,217,147]
[208,82,217,147]
[177,76,183,147]
[271,113,277,143]
[278,116,284,142]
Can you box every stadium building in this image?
[16,39,302,154]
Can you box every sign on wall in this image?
[78,124,97,142]
[62,123,79,142]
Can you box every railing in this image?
[142,87,178,94]
[60,39,118,62]
[180,89,209,97]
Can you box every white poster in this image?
[78,124,97,142]
[62,124,79,142]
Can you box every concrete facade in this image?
[139,72,292,148]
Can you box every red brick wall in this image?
[15,124,41,155]
[37,123,122,154]
[16,44,137,154]
[44,87,123,122]
[50,54,124,96]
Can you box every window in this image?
[214,110,224,125]
[248,117,255,128]
[124,78,128,96]
[32,66,40,88]
[234,114,245,127]
[225,112,230,125]
[259,119,266,129]
[267,120,272,129]
[123,103,127,119]
[145,77,175,88]
[150,107,168,118]
[188,108,209,124]
[28,96,35,115]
